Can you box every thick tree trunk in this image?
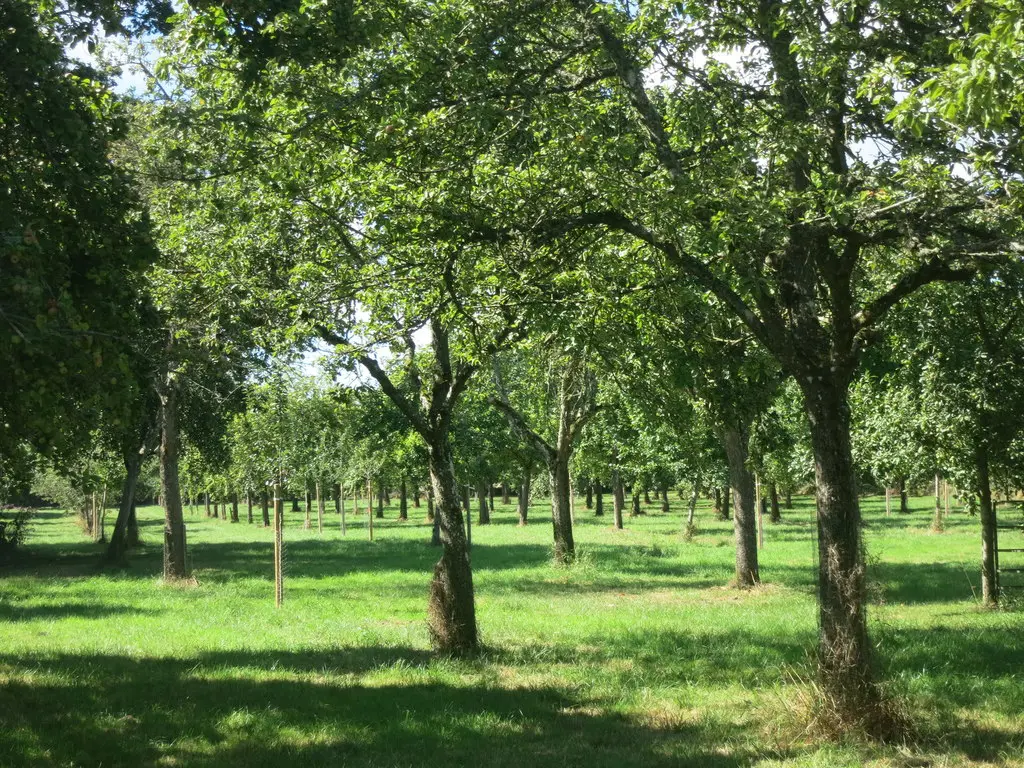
[518,470,531,526]
[803,380,880,718]
[549,452,575,564]
[612,470,625,530]
[159,384,188,580]
[594,479,604,517]
[426,489,435,522]
[476,480,490,525]
[978,446,997,606]
[399,477,409,521]
[722,425,759,587]
[126,502,140,547]
[769,482,781,522]
[426,439,478,654]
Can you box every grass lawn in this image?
[1,493,1022,767]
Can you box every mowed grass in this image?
[1,493,1022,767]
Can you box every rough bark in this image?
[804,380,879,717]
[644,488,652,506]
[427,439,477,653]
[722,425,759,587]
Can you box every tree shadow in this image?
[0,601,162,622]
[0,649,763,768]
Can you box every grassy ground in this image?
[1,493,1022,767]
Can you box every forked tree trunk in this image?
[722,425,759,587]
[159,383,188,580]
[106,454,142,563]
[518,471,531,526]
[612,470,625,530]
[977,445,997,606]
[804,380,879,718]
[426,439,477,654]
[594,480,604,517]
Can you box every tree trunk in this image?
[427,489,435,522]
[126,502,139,547]
[585,480,593,509]
[932,472,943,532]
[660,486,670,513]
[722,485,731,520]
[159,382,188,580]
[612,470,625,530]
[304,487,312,529]
[686,485,699,530]
[630,489,642,517]
[898,477,909,513]
[594,479,604,517]
[713,486,723,518]
[769,482,781,523]
[316,481,325,533]
[501,481,510,506]
[803,380,879,719]
[340,482,347,535]
[426,439,478,654]
[376,482,385,519]
[785,489,793,509]
[476,480,490,525]
[518,470,531,526]
[722,425,759,587]
[246,492,253,524]
[644,488,652,505]
[230,492,239,523]
[549,452,575,564]
[204,492,211,518]
[978,445,997,606]
[488,483,495,513]
[413,484,421,508]
[399,477,409,521]
[261,490,270,527]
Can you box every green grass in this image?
[1,494,1022,767]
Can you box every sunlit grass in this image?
[1,493,1021,766]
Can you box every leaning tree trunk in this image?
[612,470,625,530]
[722,425,759,587]
[977,444,997,606]
[426,438,478,654]
[476,480,490,525]
[803,379,880,720]
[549,452,575,564]
[106,453,143,563]
[159,382,188,580]
[518,470,531,526]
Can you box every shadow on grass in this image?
[0,648,760,768]
[0,601,163,622]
